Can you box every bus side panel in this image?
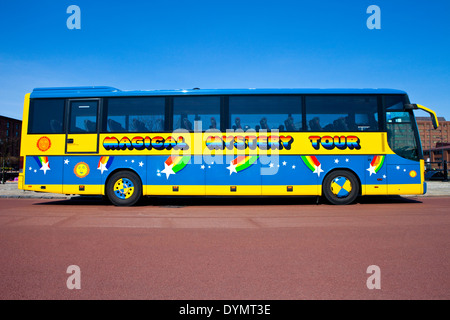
[205,155,261,196]
[146,155,205,196]
[22,154,150,196]
[364,155,388,195]
[261,155,320,196]
[386,154,422,195]
[62,156,102,195]
[23,156,64,194]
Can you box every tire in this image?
[106,171,142,206]
[322,170,360,205]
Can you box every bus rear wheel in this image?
[106,171,142,206]
[322,170,359,205]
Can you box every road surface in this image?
[0,195,449,300]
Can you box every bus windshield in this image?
[385,95,421,161]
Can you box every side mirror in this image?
[405,104,439,130]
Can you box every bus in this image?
[18,87,439,206]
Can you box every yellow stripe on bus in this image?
[20,132,397,157]
[20,183,425,197]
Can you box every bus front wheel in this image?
[106,171,142,206]
[322,170,360,205]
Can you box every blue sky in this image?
[1,0,449,120]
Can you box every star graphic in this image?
[345,158,349,162]
[292,165,296,169]
[227,162,237,175]
[201,165,205,169]
[40,161,50,175]
[334,159,339,164]
[139,161,144,167]
[269,163,274,168]
[64,159,69,165]
[29,167,32,171]
[131,160,135,163]
[313,164,324,177]
[97,162,108,174]
[282,161,287,166]
[367,165,377,176]
[383,174,387,179]
[161,163,175,179]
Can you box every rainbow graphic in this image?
[371,155,385,172]
[161,155,191,179]
[227,155,258,175]
[33,156,50,174]
[301,155,324,177]
[367,155,385,176]
[33,156,49,168]
[97,156,114,174]
[165,155,191,173]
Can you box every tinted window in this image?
[385,94,408,111]
[28,99,65,134]
[104,97,165,133]
[173,96,220,131]
[305,95,378,132]
[228,96,302,132]
[69,101,98,133]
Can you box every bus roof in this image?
[30,86,407,99]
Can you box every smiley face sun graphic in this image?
[74,162,90,178]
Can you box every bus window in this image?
[104,97,165,133]
[305,95,378,132]
[173,96,220,131]
[69,101,98,133]
[385,95,420,161]
[28,99,65,134]
[228,96,302,132]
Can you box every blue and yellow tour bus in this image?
[18,87,439,206]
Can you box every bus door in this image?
[66,99,100,154]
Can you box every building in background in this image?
[416,116,450,170]
[416,117,450,151]
[0,115,22,171]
